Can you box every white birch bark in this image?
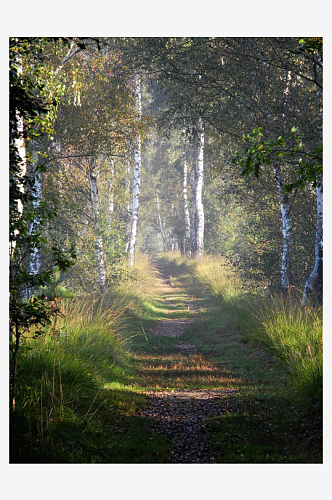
[29,151,42,276]
[107,159,114,229]
[127,76,142,266]
[125,157,131,253]
[189,124,197,256]
[195,118,205,259]
[10,63,27,259]
[89,166,107,293]
[273,164,292,289]
[302,179,323,306]
[183,147,191,255]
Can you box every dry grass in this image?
[133,353,242,389]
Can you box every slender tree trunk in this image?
[195,118,205,259]
[29,148,42,278]
[273,163,292,289]
[127,76,142,266]
[89,165,107,293]
[107,159,114,229]
[125,157,131,253]
[302,178,323,306]
[156,191,166,252]
[183,147,191,255]
[10,84,27,260]
[189,124,197,256]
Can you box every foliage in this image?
[232,127,322,192]
[9,38,77,409]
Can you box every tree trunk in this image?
[302,179,323,306]
[189,124,197,256]
[10,84,27,260]
[125,157,131,253]
[273,163,292,290]
[127,76,142,266]
[89,166,107,293]
[195,118,205,259]
[107,159,114,229]
[183,147,191,255]
[29,149,42,278]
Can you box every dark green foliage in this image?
[232,127,322,192]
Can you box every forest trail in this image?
[129,255,322,463]
[132,256,243,463]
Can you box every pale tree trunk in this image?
[10,62,27,261]
[156,192,166,252]
[29,153,43,277]
[107,159,114,229]
[127,76,142,266]
[125,157,131,253]
[89,165,107,293]
[195,118,205,259]
[273,164,293,290]
[302,179,323,306]
[189,124,197,255]
[183,147,191,255]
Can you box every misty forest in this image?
[10,37,322,464]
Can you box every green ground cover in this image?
[10,252,322,463]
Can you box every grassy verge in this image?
[189,253,323,410]
[10,253,170,463]
[10,252,323,463]
[146,252,322,463]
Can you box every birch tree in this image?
[272,164,294,289]
[182,142,191,255]
[189,124,197,255]
[302,179,323,306]
[195,118,205,259]
[127,75,142,266]
[89,161,107,293]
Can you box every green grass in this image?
[10,252,323,463]
[10,254,171,463]
[189,253,323,410]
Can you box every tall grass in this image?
[249,296,323,408]
[11,295,127,454]
[189,254,244,302]
[116,252,160,313]
[10,253,160,461]
[191,254,323,409]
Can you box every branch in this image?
[54,39,82,77]
[47,153,126,163]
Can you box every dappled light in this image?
[10,37,322,467]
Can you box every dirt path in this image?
[134,261,239,463]
[129,257,322,464]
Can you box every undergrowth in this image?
[190,254,323,410]
[10,252,322,463]
[10,253,169,463]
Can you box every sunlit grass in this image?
[190,254,323,409]
[10,253,170,463]
[11,251,322,463]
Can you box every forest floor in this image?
[128,255,323,463]
[11,254,322,464]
